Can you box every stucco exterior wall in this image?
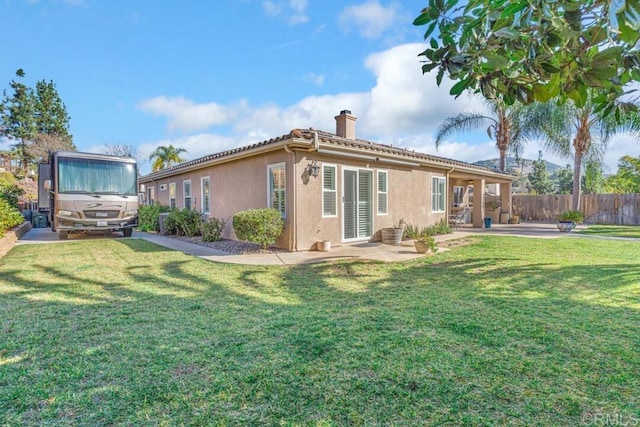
[293,153,448,251]
[144,150,293,249]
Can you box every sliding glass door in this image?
[343,168,372,241]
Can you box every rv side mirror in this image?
[44,179,52,191]
[139,184,146,193]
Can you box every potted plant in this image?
[382,218,405,245]
[414,231,438,254]
[511,204,523,224]
[557,210,583,232]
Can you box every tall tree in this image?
[527,151,554,194]
[554,165,574,195]
[1,70,74,171]
[149,145,186,171]
[413,1,640,115]
[538,98,640,209]
[605,155,640,193]
[34,79,72,141]
[1,69,37,175]
[26,134,75,164]
[103,143,136,158]
[435,99,543,171]
[583,160,605,194]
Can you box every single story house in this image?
[138,110,515,251]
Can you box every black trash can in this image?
[32,213,48,228]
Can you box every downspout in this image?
[284,130,319,252]
[445,167,455,219]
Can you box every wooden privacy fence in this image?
[507,194,640,225]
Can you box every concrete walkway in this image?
[17,223,636,266]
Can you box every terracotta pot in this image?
[414,240,429,254]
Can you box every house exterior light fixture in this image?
[308,160,320,178]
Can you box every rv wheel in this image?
[123,228,133,237]
[58,230,68,240]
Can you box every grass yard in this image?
[1,236,639,425]
[578,224,640,239]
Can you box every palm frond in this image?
[434,112,495,148]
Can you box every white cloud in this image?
[139,42,573,174]
[363,43,487,137]
[262,0,308,25]
[288,0,308,25]
[262,0,281,16]
[137,96,234,133]
[339,1,401,39]
[303,72,325,86]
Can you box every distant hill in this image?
[473,157,564,175]
[473,157,566,194]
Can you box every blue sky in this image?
[3,0,638,174]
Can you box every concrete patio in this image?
[16,223,587,266]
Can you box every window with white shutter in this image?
[377,170,388,215]
[431,176,445,212]
[268,163,286,218]
[322,164,337,217]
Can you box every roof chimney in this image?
[335,110,356,140]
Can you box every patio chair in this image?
[449,207,469,230]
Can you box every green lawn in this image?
[578,224,640,239]
[1,237,639,425]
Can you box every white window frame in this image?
[169,182,176,209]
[183,180,192,210]
[432,176,446,213]
[322,163,337,218]
[267,163,286,218]
[146,186,155,205]
[341,166,374,242]
[377,170,388,215]
[453,185,465,207]
[201,176,210,215]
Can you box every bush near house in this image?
[202,217,226,242]
[164,209,203,237]
[0,171,24,210]
[233,208,283,249]
[0,198,24,237]
[138,203,172,232]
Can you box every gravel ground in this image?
[166,235,285,254]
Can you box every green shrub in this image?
[403,218,451,240]
[164,208,203,237]
[138,202,171,232]
[202,217,226,242]
[233,208,283,249]
[433,218,452,234]
[0,184,23,210]
[0,198,24,236]
[403,223,421,240]
[558,210,583,223]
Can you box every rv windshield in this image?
[58,157,137,195]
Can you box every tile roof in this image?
[140,127,514,181]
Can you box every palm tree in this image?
[149,145,187,171]
[435,99,542,172]
[537,98,640,211]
